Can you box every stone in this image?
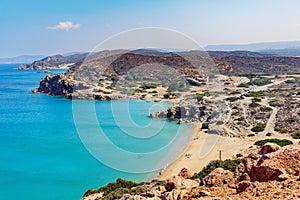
[178,168,192,179]
[277,173,289,182]
[165,180,176,192]
[259,143,281,155]
[203,168,235,187]
[199,190,211,196]
[236,181,251,193]
[165,175,198,191]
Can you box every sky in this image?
[1,0,300,57]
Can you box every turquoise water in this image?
[0,64,192,200]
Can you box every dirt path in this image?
[257,99,278,139]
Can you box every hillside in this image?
[31,49,300,100]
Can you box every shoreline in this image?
[159,122,255,180]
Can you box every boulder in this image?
[259,143,280,155]
[178,168,192,179]
[202,168,235,187]
[236,181,251,193]
[165,175,198,191]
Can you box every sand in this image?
[159,123,254,179]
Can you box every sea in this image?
[0,64,193,200]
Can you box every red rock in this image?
[165,180,176,191]
[259,143,280,155]
[240,144,300,182]
[236,181,251,193]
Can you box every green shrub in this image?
[274,127,288,133]
[249,78,272,86]
[191,159,242,180]
[247,133,256,137]
[237,83,249,88]
[229,91,242,95]
[249,102,260,107]
[252,97,262,102]
[246,91,267,97]
[254,139,293,147]
[84,178,142,198]
[291,132,300,139]
[285,79,296,84]
[226,96,239,102]
[142,83,157,89]
[266,132,272,136]
[236,153,243,158]
[251,123,266,132]
[286,118,296,123]
[260,106,273,112]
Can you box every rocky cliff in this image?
[32,73,74,96]
[82,143,300,200]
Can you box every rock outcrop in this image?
[202,168,235,187]
[236,143,300,182]
[35,73,74,96]
[177,168,192,179]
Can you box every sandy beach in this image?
[160,123,255,179]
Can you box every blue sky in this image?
[1,0,300,57]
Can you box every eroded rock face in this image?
[202,168,235,187]
[37,74,74,95]
[237,144,300,182]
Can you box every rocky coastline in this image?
[82,143,300,200]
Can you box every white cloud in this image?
[48,21,80,31]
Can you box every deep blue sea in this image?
[0,64,193,200]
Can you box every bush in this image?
[236,153,243,158]
[260,106,273,112]
[246,91,267,97]
[249,102,260,107]
[249,78,272,86]
[274,127,288,133]
[251,123,266,132]
[142,83,157,89]
[252,97,262,102]
[266,132,272,136]
[254,139,293,147]
[226,96,239,102]
[291,132,300,139]
[286,118,296,123]
[84,178,143,198]
[191,159,241,180]
[237,83,249,88]
[247,133,256,137]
